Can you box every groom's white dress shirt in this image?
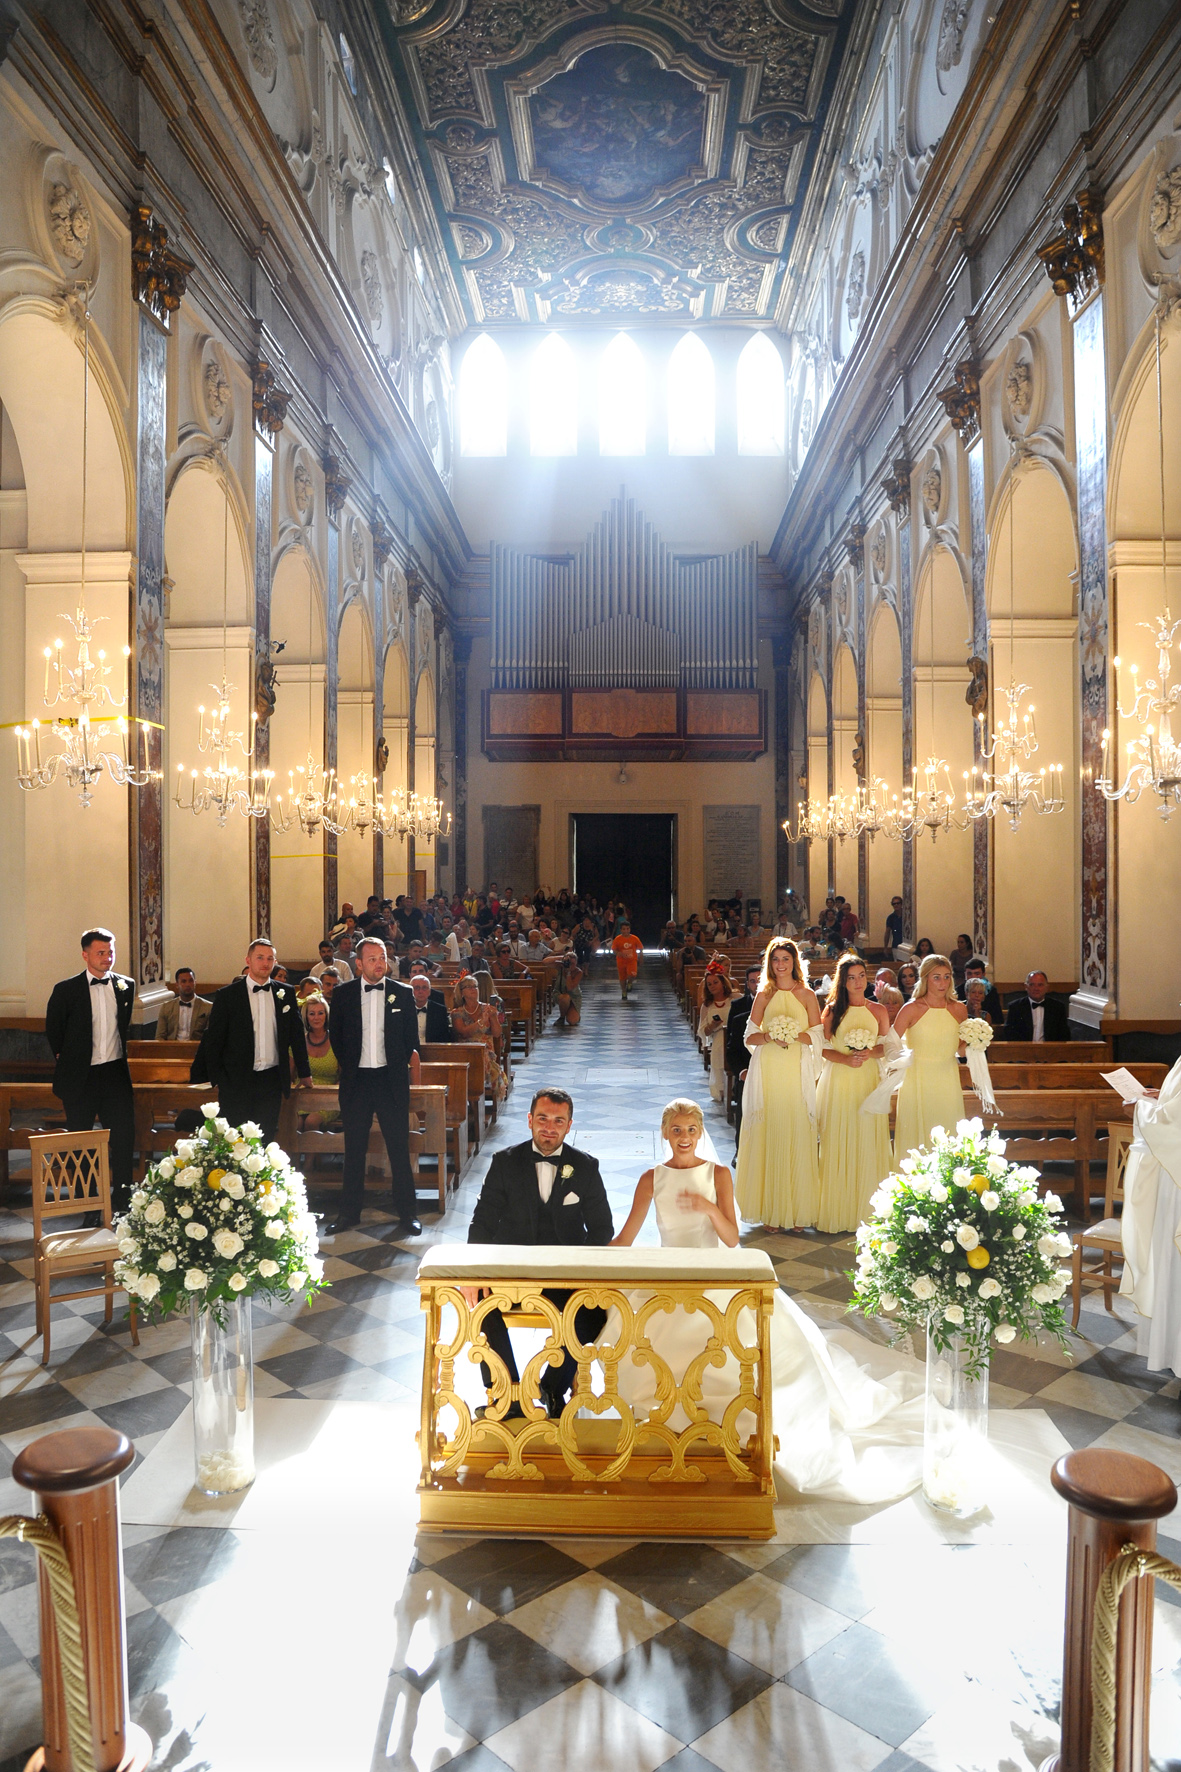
[85,969,120,1065]
[533,1145,563,1204]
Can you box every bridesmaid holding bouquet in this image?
[734,938,822,1230]
[816,953,892,1232]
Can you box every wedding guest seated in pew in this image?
[1004,969,1071,1042]
[964,976,997,1028]
[156,968,210,1041]
[963,956,1004,1024]
[411,973,452,1045]
[299,991,340,1132]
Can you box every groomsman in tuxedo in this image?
[1003,970,1071,1042]
[203,939,311,1141]
[45,927,136,1210]
[467,1088,613,1419]
[328,937,421,1236]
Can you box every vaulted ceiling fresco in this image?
[367,0,865,324]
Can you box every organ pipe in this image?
[490,488,758,691]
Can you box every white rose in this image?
[260,1193,283,1217]
[184,1268,207,1290]
[130,1190,147,1211]
[158,1251,177,1271]
[994,1323,1017,1344]
[909,1177,930,1196]
[930,1126,948,1144]
[258,1259,280,1278]
[230,1142,251,1163]
[240,1121,263,1141]
[978,1278,1002,1299]
[1050,1273,1070,1298]
[307,1255,324,1280]
[220,1197,232,1213]
[911,1276,936,1300]
[213,1118,231,1136]
[1054,1232,1073,1258]
[1012,1225,1027,1241]
[174,1141,196,1162]
[1037,1234,1060,1259]
[906,1216,929,1234]
[1031,1283,1054,1305]
[960,1117,984,1137]
[176,1167,201,1189]
[264,1219,284,1238]
[882,1240,898,1256]
[185,1222,208,1240]
[941,1240,954,1253]
[156,1159,175,1179]
[228,1273,247,1292]
[898,1158,915,1173]
[144,1199,166,1226]
[224,1176,246,1200]
[178,1203,193,1220]
[117,1236,139,1257]
[986,1154,1007,1177]
[1043,1193,1064,1214]
[266,1142,288,1167]
[212,1229,244,1258]
[136,1273,161,1301]
[986,1133,1005,1155]
[944,1303,965,1325]
[956,1225,980,1251]
[953,1167,971,1187]
[288,1270,307,1290]
[200,1102,219,1119]
[929,1182,949,1204]
[956,1272,971,1289]
[980,1191,1000,1212]
[242,1154,265,1174]
[879,1293,898,1312]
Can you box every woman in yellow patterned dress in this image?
[734,938,822,1230]
[893,953,968,1157]
[817,953,893,1232]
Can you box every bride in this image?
[608,1097,925,1503]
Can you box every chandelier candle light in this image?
[14,304,161,806]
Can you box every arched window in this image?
[338,32,357,94]
[530,333,578,456]
[667,333,714,455]
[737,333,785,456]
[598,332,646,456]
[459,334,508,456]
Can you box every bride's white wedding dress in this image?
[609,1160,925,1503]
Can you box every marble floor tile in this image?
[1037,1368,1147,1420]
[485,1679,684,1772]
[681,1571,851,1676]
[506,1570,673,1675]
[692,1680,893,1772]
[375,1673,477,1771]
[591,1622,772,1740]
[390,1568,498,1677]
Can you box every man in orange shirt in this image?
[611,922,643,1000]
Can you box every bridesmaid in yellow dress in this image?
[735,938,822,1230]
[817,953,893,1232]
[893,953,968,1156]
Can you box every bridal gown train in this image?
[608,1162,925,1503]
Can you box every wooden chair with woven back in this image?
[1069,1121,1133,1329]
[29,1128,140,1365]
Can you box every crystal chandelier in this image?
[14,304,161,808]
[174,446,271,826]
[1098,305,1181,816]
[968,440,1066,829]
[270,569,347,838]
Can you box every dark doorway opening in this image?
[572,814,675,943]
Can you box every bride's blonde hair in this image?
[661,1098,704,1138]
[912,952,959,1001]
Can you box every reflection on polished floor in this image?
[2,958,1181,1771]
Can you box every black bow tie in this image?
[90,976,111,986]
[364,983,384,992]
[252,983,271,994]
[532,1148,562,1165]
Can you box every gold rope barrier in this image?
[0,1513,95,1772]
[1089,1544,1181,1772]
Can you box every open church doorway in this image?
[571,814,676,944]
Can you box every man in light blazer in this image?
[328,937,421,1236]
[203,939,311,1142]
[155,968,211,1041]
[467,1087,613,1419]
[45,926,136,1210]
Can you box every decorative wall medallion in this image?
[350,519,366,578]
[922,460,942,520]
[845,247,865,324]
[360,248,384,328]
[1004,357,1033,423]
[1150,166,1181,252]
[200,343,234,435]
[936,0,972,75]
[47,181,91,266]
[799,396,813,453]
[238,0,277,83]
[291,448,314,520]
[870,528,887,580]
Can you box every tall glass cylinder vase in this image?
[923,1317,989,1518]
[190,1297,255,1495]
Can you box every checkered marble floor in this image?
[2,955,1181,1771]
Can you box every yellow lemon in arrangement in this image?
[206,1168,227,1191]
[966,1246,990,1269]
[968,1175,989,1195]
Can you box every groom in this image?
[467,1087,613,1419]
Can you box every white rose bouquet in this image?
[842,1026,877,1053]
[850,1118,1072,1373]
[113,1106,326,1323]
[764,1015,797,1046]
[959,1018,994,1051]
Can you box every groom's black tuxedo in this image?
[468,1140,613,1409]
[468,1140,612,1247]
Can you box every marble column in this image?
[899,508,915,944]
[252,427,274,939]
[1071,294,1112,1024]
[324,509,340,932]
[131,307,168,1010]
[372,584,385,899]
[851,529,869,928]
[772,631,792,903]
[453,631,470,893]
[967,440,989,959]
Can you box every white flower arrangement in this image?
[850,1118,1072,1371]
[764,1015,797,1046]
[842,1026,877,1053]
[114,1108,326,1322]
[959,1018,994,1051]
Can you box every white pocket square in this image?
[563,1193,580,1205]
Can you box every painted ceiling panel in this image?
[367,0,866,324]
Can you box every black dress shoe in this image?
[541,1390,566,1420]
[324,1214,360,1237]
[476,1402,525,1422]
[397,1217,423,1236]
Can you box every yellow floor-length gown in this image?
[894,1005,964,1158]
[816,1005,893,1233]
[735,988,820,1229]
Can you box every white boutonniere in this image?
[561,1164,574,1179]
[387,993,396,1006]
[115,979,128,992]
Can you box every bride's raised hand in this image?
[677,1189,712,1214]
